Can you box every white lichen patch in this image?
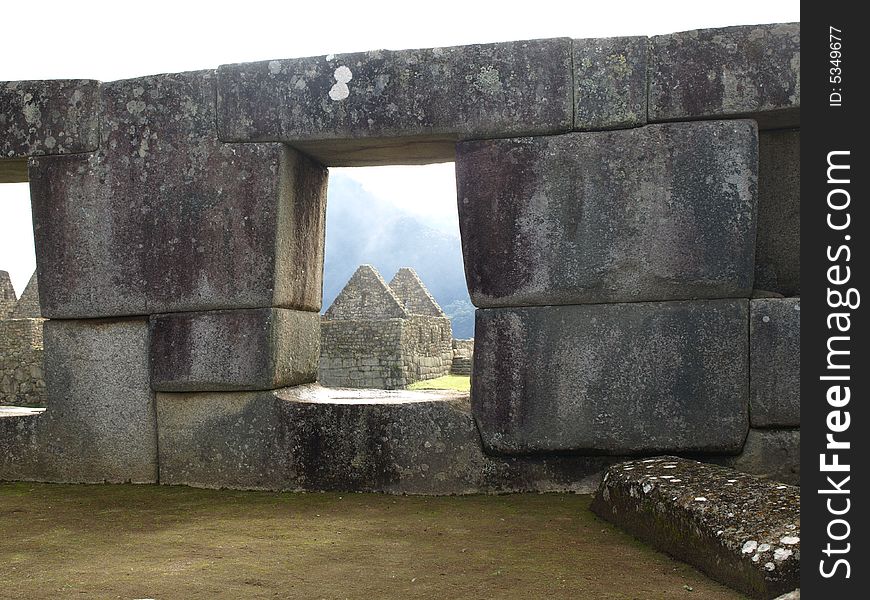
[780,536,800,545]
[742,540,758,554]
[758,543,771,552]
[762,315,771,323]
[765,562,775,571]
[694,497,707,502]
[774,548,793,561]
[268,61,283,75]
[329,66,353,101]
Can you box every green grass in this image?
[407,374,471,391]
[0,483,747,599]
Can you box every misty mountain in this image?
[323,174,475,338]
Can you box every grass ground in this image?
[407,374,471,392]
[0,483,747,599]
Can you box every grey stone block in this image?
[756,130,800,295]
[457,121,758,307]
[156,385,619,494]
[472,300,749,454]
[719,429,800,485]
[29,70,328,319]
[573,36,648,130]
[217,39,573,166]
[38,318,157,483]
[150,308,319,392]
[649,23,800,129]
[591,457,800,599]
[0,412,42,481]
[750,298,800,427]
[1,80,100,160]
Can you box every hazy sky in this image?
[0,0,799,294]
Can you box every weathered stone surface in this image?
[217,39,573,166]
[750,298,800,427]
[774,590,800,599]
[0,412,42,481]
[573,36,648,130]
[756,130,800,295]
[472,300,749,454]
[0,270,15,319]
[157,385,618,494]
[649,24,800,129]
[718,429,800,485]
[37,318,156,483]
[388,267,445,317]
[324,265,407,320]
[150,308,319,392]
[29,70,328,319]
[1,80,100,159]
[592,457,800,599]
[0,318,45,407]
[457,121,758,307]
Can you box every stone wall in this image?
[1,22,800,492]
[0,318,46,406]
[0,271,15,320]
[450,339,474,376]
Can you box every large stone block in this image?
[591,457,800,599]
[0,412,43,481]
[755,130,800,294]
[750,298,800,427]
[1,80,100,161]
[472,300,749,454]
[573,36,648,130]
[457,121,758,307]
[37,318,157,483]
[29,70,328,319]
[718,429,800,485]
[157,385,619,494]
[217,39,573,166]
[649,23,800,129]
[150,308,319,392]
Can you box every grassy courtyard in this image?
[407,374,471,392]
[0,483,746,599]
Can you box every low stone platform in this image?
[157,384,618,495]
[591,457,799,599]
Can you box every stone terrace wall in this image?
[319,318,405,389]
[0,318,46,406]
[450,339,474,376]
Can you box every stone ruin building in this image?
[1,23,800,503]
[0,271,45,407]
[319,265,453,389]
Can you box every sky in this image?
[0,0,799,295]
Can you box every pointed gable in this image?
[11,271,40,319]
[0,270,16,320]
[324,264,409,320]
[389,267,446,318]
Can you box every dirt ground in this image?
[0,483,747,599]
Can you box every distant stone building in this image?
[0,271,46,406]
[318,265,453,389]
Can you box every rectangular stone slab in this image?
[755,130,800,295]
[1,79,100,158]
[472,300,749,454]
[649,23,800,129]
[573,36,648,130]
[457,121,758,307]
[37,318,157,483]
[156,385,619,495]
[750,298,800,427]
[150,308,320,392]
[216,39,572,166]
[29,70,328,319]
[591,457,800,599]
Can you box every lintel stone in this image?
[216,38,573,166]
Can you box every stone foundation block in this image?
[217,39,572,166]
[150,308,319,392]
[29,70,328,319]
[472,300,749,454]
[1,80,100,161]
[591,457,800,599]
[649,23,800,129]
[457,121,758,307]
[573,36,648,130]
[718,429,800,485]
[157,385,618,494]
[0,412,43,481]
[36,318,157,483]
[750,298,800,427]
[755,130,800,295]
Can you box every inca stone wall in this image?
[450,339,474,376]
[319,265,452,389]
[0,271,47,407]
[1,22,799,493]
